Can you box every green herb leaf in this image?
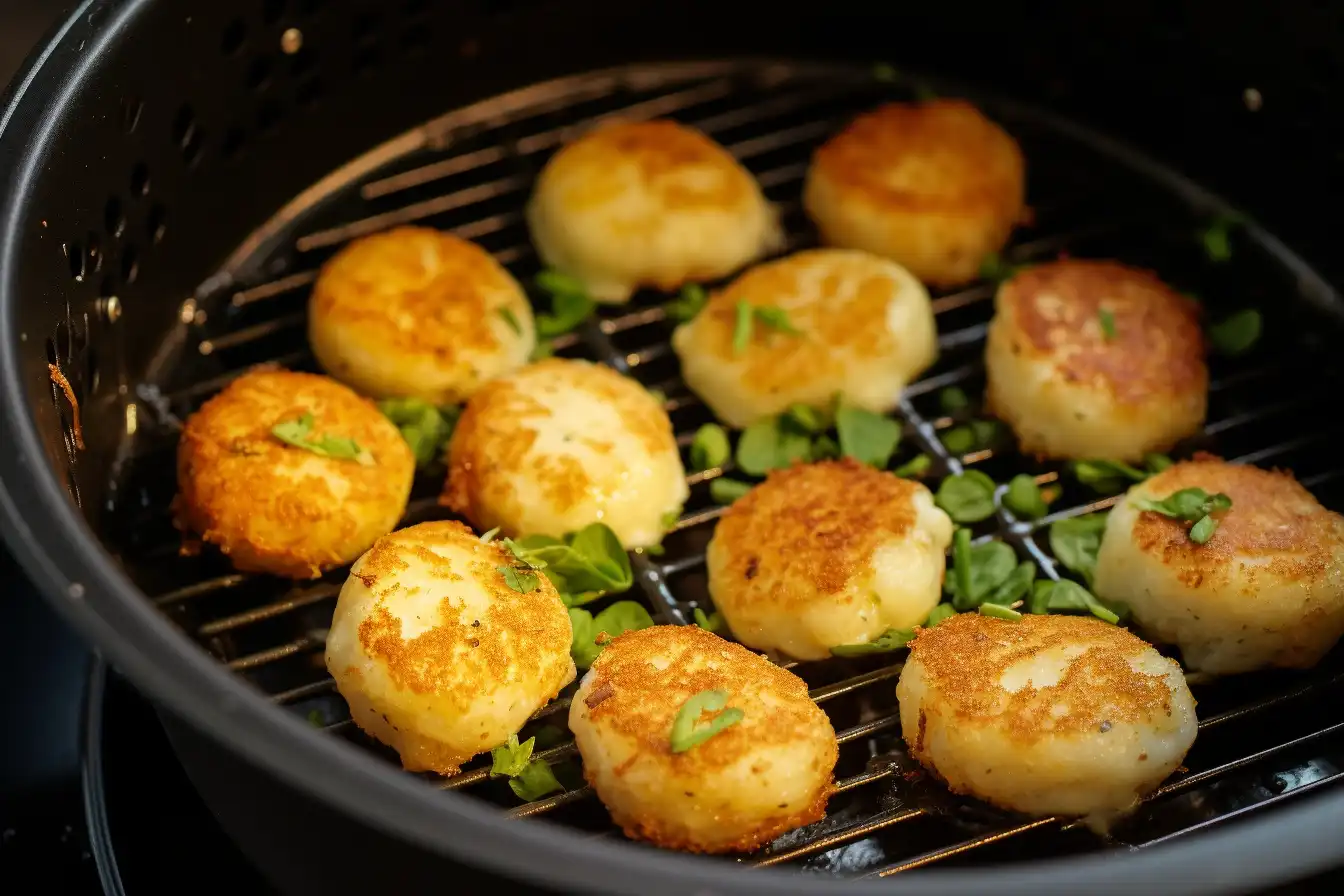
[924,603,957,627]
[306,709,324,727]
[479,527,500,544]
[499,565,541,593]
[1098,308,1117,341]
[871,62,899,83]
[785,404,827,433]
[732,301,754,355]
[489,733,536,778]
[1071,458,1150,493]
[735,416,811,475]
[835,405,901,469]
[1003,474,1048,520]
[1200,211,1246,263]
[1134,487,1233,522]
[689,423,731,471]
[979,252,1024,283]
[509,760,565,801]
[710,477,753,505]
[979,603,1022,621]
[535,269,587,296]
[663,283,709,323]
[986,561,1036,606]
[1145,453,1174,474]
[660,508,682,532]
[693,607,725,633]
[753,305,801,336]
[497,306,523,336]
[810,434,840,460]
[893,454,932,478]
[513,523,633,601]
[935,470,998,523]
[670,689,745,753]
[1048,513,1109,585]
[939,386,970,415]
[1208,309,1262,357]
[534,271,595,337]
[377,398,460,467]
[568,600,655,669]
[941,425,976,456]
[1032,579,1122,625]
[529,339,555,361]
[947,532,1018,610]
[272,412,374,465]
[830,627,916,656]
[732,303,803,355]
[1190,514,1218,544]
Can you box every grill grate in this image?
[107,61,1344,877]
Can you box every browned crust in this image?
[712,459,925,601]
[174,368,414,578]
[1129,456,1344,590]
[809,100,1024,219]
[905,613,1176,746]
[997,260,1208,405]
[48,363,84,449]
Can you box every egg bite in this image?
[897,612,1197,824]
[525,118,781,303]
[174,368,414,579]
[1094,457,1344,676]
[803,100,1025,287]
[984,259,1208,462]
[307,226,535,405]
[705,459,953,660]
[442,358,688,548]
[325,520,575,775]
[569,625,837,853]
[671,249,937,428]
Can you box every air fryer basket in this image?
[4,2,1344,894]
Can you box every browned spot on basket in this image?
[48,363,84,449]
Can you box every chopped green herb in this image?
[735,416,811,475]
[893,454,932,478]
[935,470,998,523]
[1200,211,1246,263]
[663,283,709,323]
[1190,514,1219,544]
[534,271,595,337]
[498,565,541,593]
[377,398,459,467]
[509,760,565,801]
[939,386,971,415]
[987,561,1037,606]
[529,339,555,361]
[1048,513,1109,585]
[479,527,500,544]
[941,425,977,455]
[1098,308,1117,341]
[1030,579,1122,625]
[979,252,1024,283]
[1071,458,1150,493]
[947,531,1018,610]
[731,302,802,355]
[689,423,731,471]
[535,269,587,296]
[642,543,666,556]
[511,523,633,603]
[489,733,536,778]
[497,306,523,336]
[830,627,915,656]
[731,300,754,355]
[785,404,827,433]
[710,477,753,505]
[1134,487,1232,522]
[1208,309,1262,357]
[272,413,374,465]
[670,689,745,752]
[693,607,725,633]
[979,603,1022,621]
[1003,474,1048,520]
[753,305,801,336]
[660,508,682,532]
[836,405,902,468]
[568,601,655,668]
[924,603,957,627]
[871,62,899,82]
[913,82,938,101]
[1145,453,1174,474]
[810,434,840,460]
[306,709,324,727]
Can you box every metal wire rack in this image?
[108,60,1344,877]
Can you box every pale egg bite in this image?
[1094,456,1344,676]
[442,358,688,548]
[704,459,953,660]
[897,612,1197,825]
[671,249,937,429]
[525,118,781,303]
[803,100,1025,287]
[308,226,535,405]
[569,625,837,853]
[174,368,414,579]
[325,520,576,775]
[984,259,1208,462]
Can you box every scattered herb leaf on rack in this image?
[272,413,374,465]
[1003,474,1049,520]
[534,269,596,337]
[710,477,753,505]
[693,607,725,633]
[1208,309,1262,357]
[377,397,459,467]
[569,601,654,668]
[1048,513,1109,585]
[893,454,932,478]
[510,523,633,606]
[936,470,998,522]
[835,404,902,468]
[663,283,709,323]
[689,423,730,471]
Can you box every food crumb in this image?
[48,364,84,449]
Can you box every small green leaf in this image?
[534,275,595,337]
[509,760,565,801]
[306,709,324,727]
[732,301,754,356]
[1037,579,1122,625]
[1190,514,1218,544]
[947,533,1018,610]
[732,303,803,355]
[835,405,902,468]
[660,508,682,532]
[810,434,840,460]
[924,603,956,627]
[569,601,654,669]
[693,607,725,633]
[1071,458,1150,493]
[935,470,998,523]
[979,252,1024,283]
[499,565,541,593]
[1145,453,1174,474]
[753,305,802,336]
[979,603,1022,621]
[514,523,633,600]
[830,627,916,656]
[1134,487,1233,523]
[939,386,970,415]
[941,425,977,456]
[1199,211,1246,263]
[272,412,374,465]
[670,689,745,752]
[663,283,709,323]
[479,527,500,544]
[497,306,523,336]
[1098,308,1117,341]
[535,269,586,296]
[986,561,1036,606]
[1208,309,1262,357]
[377,398,459,467]
[710,477,753,505]
[1049,513,1109,586]
[529,339,555,361]
[784,404,827,433]
[489,733,536,778]
[893,454,932,478]
[1003,474,1048,520]
[689,423,731,471]
[735,416,810,476]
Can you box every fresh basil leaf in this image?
[514,523,633,599]
[941,425,977,456]
[830,627,916,656]
[1134,487,1232,523]
[784,404,827,433]
[1003,474,1048,520]
[936,470,998,523]
[735,416,811,475]
[939,386,970,415]
[1048,513,1108,585]
[536,288,595,338]
[979,602,1022,621]
[710,477,753,505]
[377,398,459,467]
[1072,458,1150,493]
[689,423,730,471]
[272,412,374,465]
[670,689,745,752]
[1209,309,1262,357]
[499,565,541,593]
[497,307,523,336]
[693,607,725,633]
[986,561,1036,606]
[1189,514,1218,544]
[1028,579,1054,615]
[1041,579,1122,625]
[535,269,587,296]
[836,405,901,468]
[663,283,709,323]
[489,733,535,778]
[924,603,956,627]
[947,535,1017,610]
[1098,308,1117,341]
[810,434,840,460]
[565,523,634,589]
[509,760,565,801]
[569,601,654,669]
[893,454,932,478]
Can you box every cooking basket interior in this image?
[102,60,1344,876]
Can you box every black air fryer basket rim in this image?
[3,2,1344,893]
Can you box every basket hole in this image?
[104,196,126,239]
[352,45,381,74]
[295,77,326,108]
[172,104,197,148]
[262,0,287,24]
[121,97,144,134]
[99,274,117,298]
[257,99,284,133]
[183,129,205,168]
[222,126,246,159]
[68,242,86,282]
[148,205,168,244]
[299,0,327,14]
[402,0,430,17]
[288,48,313,77]
[400,27,430,51]
[85,232,103,274]
[246,55,274,92]
[120,245,140,285]
[353,10,382,44]
[130,162,150,198]
[221,18,247,55]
